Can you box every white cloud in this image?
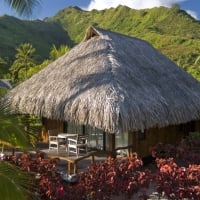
[87,0,186,10]
[185,10,198,19]
[84,0,199,20]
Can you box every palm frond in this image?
[0,161,34,200]
[0,108,30,149]
[4,0,41,18]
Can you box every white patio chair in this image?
[48,129,66,153]
[67,134,88,157]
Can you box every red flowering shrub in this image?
[154,158,200,199]
[150,136,200,165]
[149,143,176,159]
[176,137,200,165]
[76,155,151,199]
[3,152,153,200]
[2,135,200,200]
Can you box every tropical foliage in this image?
[0,15,70,64]
[1,136,200,200]
[9,43,36,83]
[21,43,70,81]
[49,44,70,61]
[0,161,34,200]
[0,85,43,199]
[3,0,41,18]
[0,93,34,199]
[0,101,29,150]
[0,1,41,199]
[47,4,200,77]
[6,43,70,83]
[1,6,200,80]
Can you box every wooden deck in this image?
[48,151,98,174]
[41,144,134,175]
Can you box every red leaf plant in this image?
[3,152,152,200]
[77,154,152,200]
[2,136,200,200]
[154,158,200,199]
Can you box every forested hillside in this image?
[46,5,200,72]
[1,4,200,79]
[0,15,73,63]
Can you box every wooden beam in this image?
[107,134,115,157]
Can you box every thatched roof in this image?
[3,26,200,133]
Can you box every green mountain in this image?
[0,15,73,64]
[1,5,200,78]
[46,5,200,71]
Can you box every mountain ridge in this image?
[0,5,200,78]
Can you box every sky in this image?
[0,0,199,20]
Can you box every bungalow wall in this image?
[129,120,199,157]
[41,118,63,142]
[41,118,200,157]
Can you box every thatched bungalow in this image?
[3,26,200,157]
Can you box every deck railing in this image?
[49,145,134,174]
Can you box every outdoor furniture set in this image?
[48,129,88,157]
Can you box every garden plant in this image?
[1,135,200,200]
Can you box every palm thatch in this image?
[3,26,200,133]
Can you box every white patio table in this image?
[57,133,77,141]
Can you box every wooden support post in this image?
[74,162,77,174]
[108,133,116,157]
[129,131,138,154]
[68,162,71,174]
[91,154,95,163]
[103,131,106,151]
[82,125,86,135]
[128,131,133,156]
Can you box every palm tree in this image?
[10,43,36,82]
[49,44,70,61]
[0,1,41,199]
[3,0,41,18]
[0,92,35,199]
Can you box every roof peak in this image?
[83,26,109,42]
[83,26,101,41]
